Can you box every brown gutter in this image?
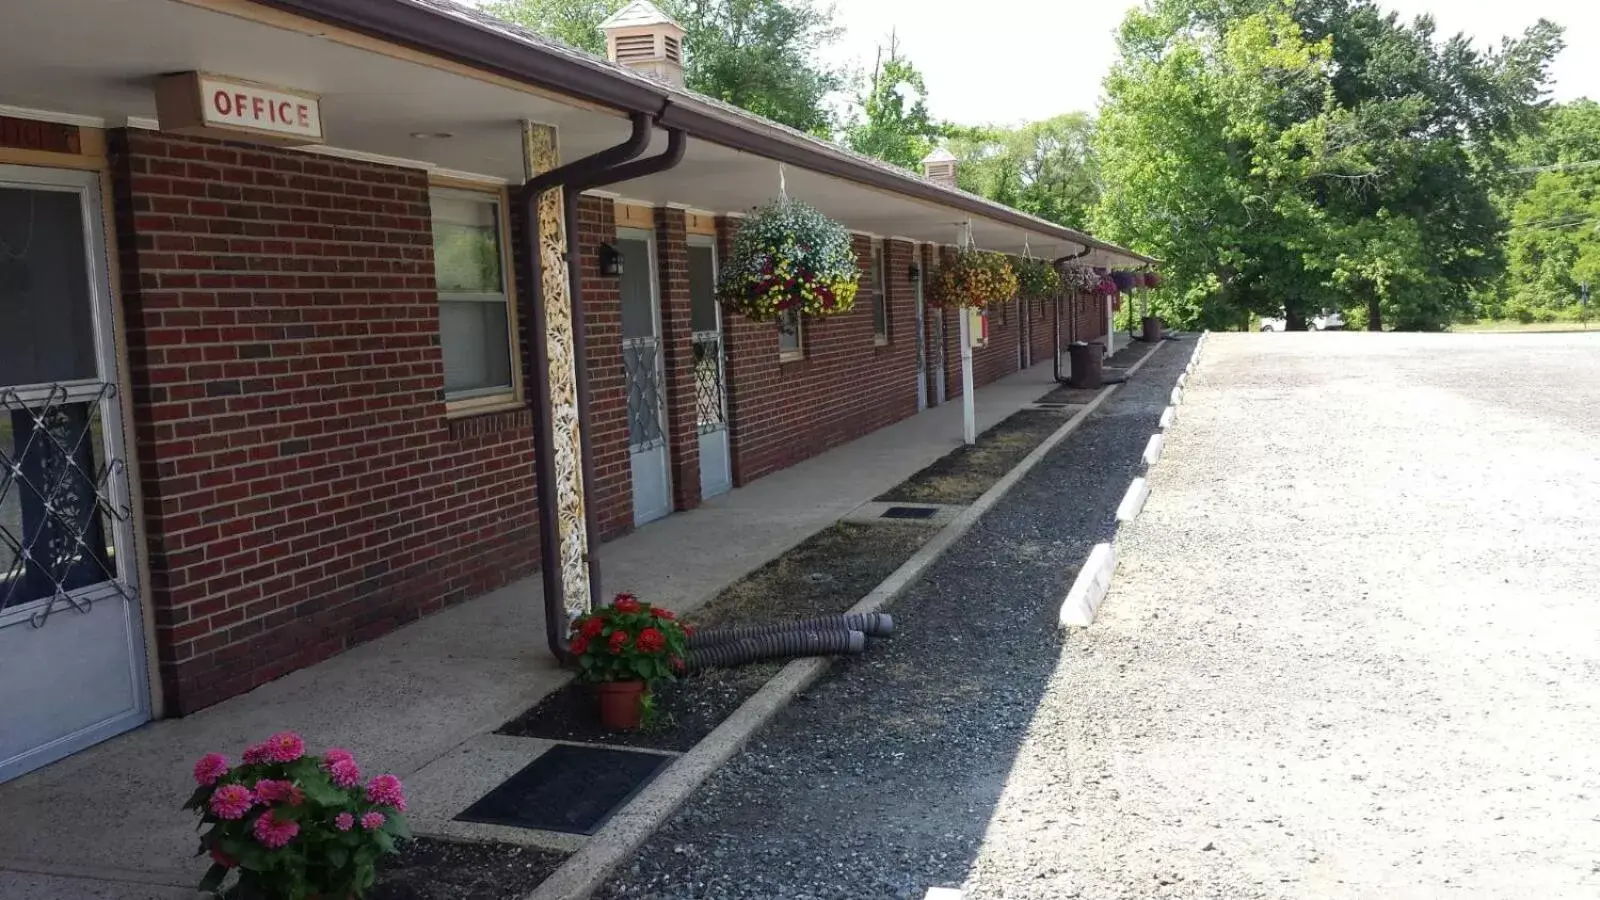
[248,0,1157,265]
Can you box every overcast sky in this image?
[822,0,1597,126]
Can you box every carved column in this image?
[523,122,591,619]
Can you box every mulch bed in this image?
[499,522,937,752]
[873,408,1075,506]
[371,838,568,900]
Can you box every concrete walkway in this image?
[0,361,1063,898]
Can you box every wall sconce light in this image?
[907,263,921,280]
[599,243,624,277]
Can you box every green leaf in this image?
[385,813,413,840]
[328,846,350,868]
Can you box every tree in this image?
[950,114,1100,229]
[1495,100,1600,322]
[1093,0,1563,331]
[844,32,945,170]
[485,0,846,135]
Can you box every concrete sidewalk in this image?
[0,361,1064,898]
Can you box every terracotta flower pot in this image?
[597,680,647,731]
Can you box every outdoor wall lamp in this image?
[599,243,624,277]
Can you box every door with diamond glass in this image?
[617,229,672,525]
[686,235,731,498]
[0,166,148,783]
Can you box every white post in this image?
[959,309,976,445]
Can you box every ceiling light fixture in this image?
[409,131,455,140]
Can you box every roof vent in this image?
[921,147,959,189]
[600,1,686,88]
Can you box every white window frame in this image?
[872,239,889,345]
[429,184,520,413]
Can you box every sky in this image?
[822,0,1599,126]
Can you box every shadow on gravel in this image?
[595,340,1189,900]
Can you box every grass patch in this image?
[1451,320,1598,334]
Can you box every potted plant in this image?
[1110,269,1139,294]
[930,248,1018,308]
[1058,264,1103,293]
[1014,257,1061,301]
[185,734,409,899]
[717,198,860,322]
[569,593,690,731]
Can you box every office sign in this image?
[155,72,324,145]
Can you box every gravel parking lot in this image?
[601,332,1600,899]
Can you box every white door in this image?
[618,229,672,526]
[0,166,148,783]
[913,257,928,411]
[686,236,731,498]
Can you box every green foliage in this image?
[844,32,946,170]
[1494,100,1600,322]
[1094,0,1563,331]
[950,114,1100,228]
[485,0,845,135]
[1014,257,1062,300]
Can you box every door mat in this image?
[455,745,672,836]
[880,505,938,520]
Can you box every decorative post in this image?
[958,223,976,446]
[523,121,592,620]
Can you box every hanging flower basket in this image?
[1014,257,1061,300]
[1093,276,1119,297]
[1058,265,1103,293]
[1110,270,1138,294]
[716,199,860,323]
[1145,272,1163,288]
[930,248,1019,309]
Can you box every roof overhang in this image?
[0,0,1155,265]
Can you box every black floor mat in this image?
[455,745,673,835]
[881,506,938,519]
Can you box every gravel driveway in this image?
[599,332,1600,899]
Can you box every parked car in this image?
[1261,309,1346,332]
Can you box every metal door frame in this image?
[0,165,149,781]
[913,244,928,411]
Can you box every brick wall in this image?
[573,196,633,540]
[654,207,700,511]
[109,129,539,714]
[720,223,921,484]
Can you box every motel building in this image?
[0,0,1150,783]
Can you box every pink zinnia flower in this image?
[360,811,386,831]
[252,811,300,849]
[252,779,303,806]
[241,743,268,765]
[328,758,361,789]
[334,812,355,832]
[208,784,254,820]
[323,747,354,767]
[193,753,230,786]
[262,731,305,764]
[365,774,407,812]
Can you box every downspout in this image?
[521,111,688,659]
[1052,248,1092,384]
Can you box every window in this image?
[777,309,803,359]
[431,187,515,404]
[871,240,889,344]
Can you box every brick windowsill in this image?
[449,405,534,441]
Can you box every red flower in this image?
[683,624,696,636]
[608,631,630,654]
[649,607,676,621]
[636,627,666,654]
[578,616,605,638]
[671,656,686,673]
[612,593,641,614]
[570,635,590,656]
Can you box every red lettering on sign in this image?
[276,101,291,124]
[233,93,249,118]
[251,96,264,120]
[213,90,232,116]
[296,104,309,127]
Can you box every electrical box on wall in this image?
[967,307,989,348]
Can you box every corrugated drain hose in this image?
[686,629,867,670]
[687,613,894,649]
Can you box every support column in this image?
[655,206,701,510]
[523,121,592,620]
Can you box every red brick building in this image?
[0,0,1148,781]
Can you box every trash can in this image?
[1068,340,1103,388]
[1141,315,1163,343]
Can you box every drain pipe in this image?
[522,112,687,658]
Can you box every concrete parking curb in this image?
[1143,433,1165,467]
[523,342,1170,900]
[1159,406,1177,430]
[1116,477,1151,522]
[1058,542,1116,628]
